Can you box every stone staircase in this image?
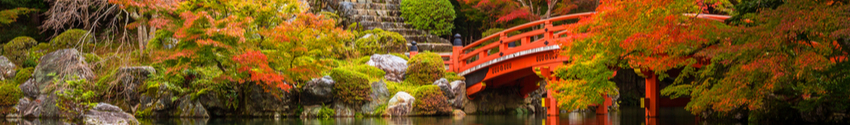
[335,0,453,53]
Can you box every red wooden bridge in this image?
[409,12,730,121]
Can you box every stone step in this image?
[359,21,409,29]
[352,9,401,17]
[351,3,400,10]
[350,15,405,23]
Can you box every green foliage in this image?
[50,29,94,51]
[444,72,465,82]
[13,67,33,84]
[22,44,47,68]
[400,0,456,36]
[355,56,371,64]
[404,52,445,85]
[0,8,38,25]
[56,78,100,119]
[83,53,101,65]
[726,0,784,26]
[3,36,37,65]
[0,80,22,114]
[386,81,417,96]
[318,105,335,119]
[330,68,372,106]
[353,28,407,56]
[349,65,386,80]
[412,85,451,115]
[0,0,48,9]
[390,53,409,60]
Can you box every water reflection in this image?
[1,107,712,125]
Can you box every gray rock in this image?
[449,80,466,108]
[32,49,94,95]
[116,66,156,107]
[19,79,38,98]
[0,56,15,81]
[334,103,354,117]
[432,78,452,99]
[15,98,34,117]
[83,103,139,125]
[383,92,414,116]
[239,83,293,117]
[302,76,335,105]
[175,96,209,118]
[299,105,323,118]
[16,94,59,118]
[366,54,408,82]
[360,80,390,115]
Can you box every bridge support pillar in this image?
[643,71,658,118]
[541,67,559,116]
[596,94,612,114]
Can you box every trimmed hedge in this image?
[330,68,373,106]
[404,52,445,85]
[400,0,455,36]
[354,28,407,56]
[2,36,37,65]
[412,85,451,115]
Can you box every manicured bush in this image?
[50,29,94,51]
[2,36,37,65]
[412,85,451,115]
[400,0,455,36]
[330,68,372,106]
[354,28,407,55]
[404,52,445,85]
[13,67,33,84]
[350,65,386,80]
[0,80,22,114]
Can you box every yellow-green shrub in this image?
[354,28,407,56]
[13,67,33,84]
[412,85,451,115]
[350,65,386,80]
[330,68,372,106]
[50,29,94,51]
[390,53,409,60]
[2,36,37,65]
[404,52,445,85]
[0,80,22,114]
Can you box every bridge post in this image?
[452,34,463,72]
[642,70,658,118]
[409,41,418,57]
[541,67,559,116]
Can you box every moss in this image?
[50,29,94,51]
[350,65,386,80]
[13,67,34,84]
[83,53,101,65]
[412,85,451,115]
[390,53,409,60]
[2,36,38,65]
[404,52,445,85]
[444,72,465,82]
[0,81,23,106]
[386,81,417,96]
[372,104,388,115]
[354,28,407,56]
[330,68,373,106]
[355,55,371,64]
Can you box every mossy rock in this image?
[50,29,94,51]
[0,80,23,106]
[330,68,372,106]
[350,65,386,80]
[354,28,407,56]
[412,85,451,115]
[404,52,445,85]
[2,36,38,65]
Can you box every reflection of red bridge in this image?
[409,12,730,120]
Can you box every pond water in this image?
[3,107,723,125]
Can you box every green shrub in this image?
[354,28,407,55]
[412,85,451,115]
[330,68,372,106]
[444,72,465,82]
[404,52,445,85]
[390,53,409,60]
[56,78,100,119]
[350,65,386,80]
[2,36,37,65]
[0,80,22,114]
[22,45,47,68]
[318,105,335,119]
[50,29,94,51]
[400,0,455,36]
[13,67,33,84]
[83,53,101,64]
[355,55,371,64]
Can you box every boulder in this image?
[383,92,415,116]
[239,83,294,117]
[116,66,156,107]
[452,109,466,117]
[360,80,390,115]
[19,79,38,98]
[449,80,466,108]
[334,103,354,117]
[16,94,59,118]
[432,78,452,99]
[302,76,335,105]
[83,103,140,125]
[175,96,209,118]
[0,56,15,81]
[366,54,408,82]
[31,49,94,95]
[299,105,323,118]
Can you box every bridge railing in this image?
[448,12,596,74]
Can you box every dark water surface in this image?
[3,107,711,125]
